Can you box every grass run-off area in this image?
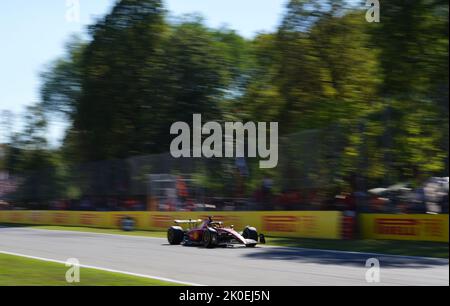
[2,223,448,259]
[0,252,180,286]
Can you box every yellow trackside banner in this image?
[360,214,449,242]
[0,211,110,228]
[0,210,343,239]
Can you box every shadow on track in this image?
[243,247,449,269]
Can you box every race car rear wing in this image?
[174,219,202,224]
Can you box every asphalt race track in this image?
[0,227,448,286]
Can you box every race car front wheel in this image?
[243,226,258,241]
[202,229,217,248]
[167,226,184,245]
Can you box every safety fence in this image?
[0,211,448,242]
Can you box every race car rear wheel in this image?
[243,226,258,241]
[167,226,184,245]
[202,229,217,248]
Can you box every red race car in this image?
[167,216,265,248]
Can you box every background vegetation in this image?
[1,0,448,208]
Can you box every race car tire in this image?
[202,229,217,248]
[243,226,258,241]
[167,226,184,245]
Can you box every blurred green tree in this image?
[26,0,448,204]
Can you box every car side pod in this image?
[259,233,266,244]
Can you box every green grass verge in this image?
[2,223,448,258]
[0,253,181,286]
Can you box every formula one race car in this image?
[167,217,265,248]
